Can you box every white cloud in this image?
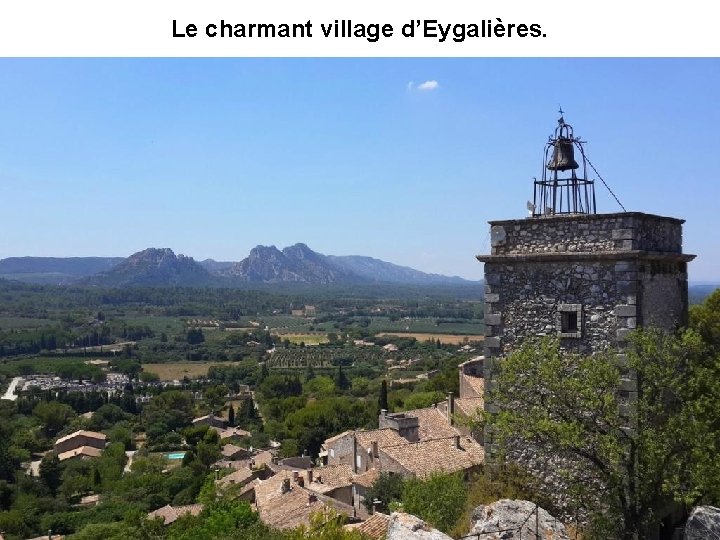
[417,80,439,91]
[406,81,414,91]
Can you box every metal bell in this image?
[547,138,579,171]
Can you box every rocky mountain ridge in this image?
[0,244,476,287]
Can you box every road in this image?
[1,377,22,401]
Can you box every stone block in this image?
[620,378,637,392]
[485,273,501,285]
[614,261,635,272]
[615,305,637,317]
[485,293,499,303]
[616,328,631,341]
[484,336,501,348]
[612,228,634,240]
[617,280,638,294]
[484,313,501,326]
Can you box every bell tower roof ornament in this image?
[532,113,596,216]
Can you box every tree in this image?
[142,390,195,442]
[488,330,719,539]
[186,328,205,345]
[227,403,235,427]
[690,288,720,355]
[204,384,229,415]
[401,472,467,533]
[378,379,389,413]
[287,508,366,540]
[33,401,75,437]
[363,472,404,513]
[39,452,62,495]
[334,366,350,391]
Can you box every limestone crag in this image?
[684,506,720,540]
[385,513,452,540]
[468,499,569,540]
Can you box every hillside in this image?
[83,248,218,287]
[0,256,124,284]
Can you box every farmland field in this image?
[274,333,329,345]
[141,361,236,380]
[375,332,484,345]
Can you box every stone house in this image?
[147,504,204,525]
[58,445,103,462]
[254,469,358,530]
[378,435,485,478]
[192,414,226,429]
[54,430,106,455]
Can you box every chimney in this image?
[352,435,358,473]
[447,392,455,425]
[281,478,291,494]
[292,470,299,482]
[453,435,461,449]
[307,468,313,484]
[371,440,379,459]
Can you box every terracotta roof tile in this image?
[380,436,484,477]
[402,407,460,440]
[217,467,254,488]
[455,397,485,417]
[147,503,204,525]
[221,444,245,458]
[461,373,485,398]
[355,428,407,449]
[353,467,380,488]
[256,473,355,530]
[312,464,354,488]
[55,430,106,445]
[356,512,390,539]
[324,430,354,444]
[58,446,103,461]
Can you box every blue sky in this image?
[0,58,718,281]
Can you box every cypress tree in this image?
[228,403,235,427]
[379,379,389,412]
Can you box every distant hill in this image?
[328,254,470,285]
[223,243,360,284]
[0,256,124,284]
[0,244,477,287]
[690,283,719,305]
[199,259,235,273]
[83,248,217,287]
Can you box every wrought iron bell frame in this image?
[532,117,597,216]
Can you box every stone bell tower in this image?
[476,116,695,450]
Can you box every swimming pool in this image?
[166,452,186,460]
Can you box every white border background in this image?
[0,0,716,57]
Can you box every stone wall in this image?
[484,260,622,357]
[326,433,355,468]
[479,212,693,367]
[488,212,684,256]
